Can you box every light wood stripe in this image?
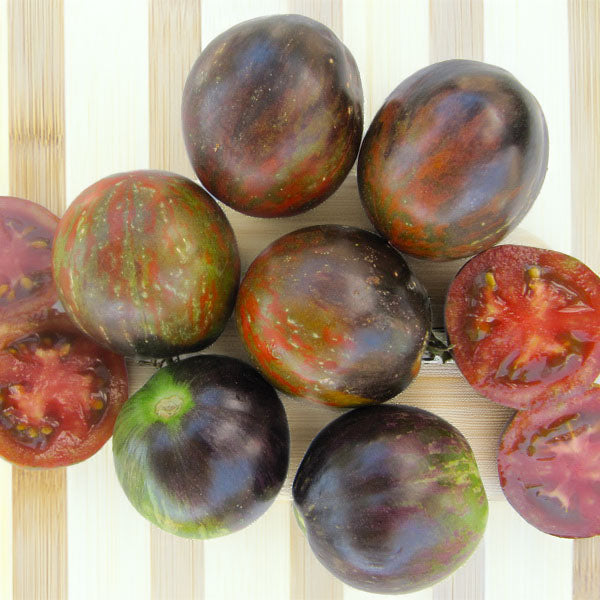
[0,2,12,598]
[569,2,600,599]
[63,2,151,599]
[289,0,343,38]
[148,1,204,598]
[8,2,67,599]
[484,0,572,255]
[430,0,484,62]
[429,3,484,597]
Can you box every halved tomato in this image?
[445,245,600,409]
[498,386,600,538]
[0,196,59,321]
[0,310,128,467]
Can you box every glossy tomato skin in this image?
[293,404,488,594]
[445,244,600,409]
[113,355,290,539]
[358,60,548,261]
[498,387,600,538]
[0,310,128,468]
[236,225,431,407]
[182,15,363,217]
[0,196,59,320]
[52,170,240,358]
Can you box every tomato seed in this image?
[40,426,53,435]
[20,276,34,290]
[485,272,496,289]
[26,427,38,438]
[92,399,104,411]
[0,284,9,298]
[30,238,49,248]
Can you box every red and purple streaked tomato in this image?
[358,59,549,261]
[0,310,127,468]
[498,386,600,538]
[0,196,59,321]
[293,404,488,594]
[182,14,363,217]
[445,245,600,409]
[113,354,290,538]
[52,170,240,358]
[236,225,431,407]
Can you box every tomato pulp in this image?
[0,311,128,467]
[445,245,600,409]
[498,386,600,538]
[0,196,59,320]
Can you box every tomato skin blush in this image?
[445,244,600,409]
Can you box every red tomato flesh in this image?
[445,245,600,409]
[0,197,59,320]
[498,386,600,538]
[0,311,128,467]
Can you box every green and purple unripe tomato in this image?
[52,170,240,358]
[182,14,363,217]
[236,225,431,407]
[358,59,549,261]
[112,354,290,539]
[293,404,488,594]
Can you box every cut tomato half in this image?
[0,310,128,467]
[445,245,600,409]
[0,196,59,321]
[498,386,600,538]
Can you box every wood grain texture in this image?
[0,3,12,598]
[430,0,483,61]
[569,1,600,598]
[288,0,343,38]
[148,2,205,598]
[8,2,67,600]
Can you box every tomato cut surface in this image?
[0,310,128,467]
[445,245,600,409]
[0,196,59,321]
[498,386,600,538]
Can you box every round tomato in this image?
[445,245,600,409]
[0,196,59,321]
[498,386,600,538]
[0,310,128,468]
[358,60,548,261]
[236,225,431,407]
[52,170,240,358]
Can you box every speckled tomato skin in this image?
[498,387,600,538]
[293,404,488,594]
[235,225,431,407]
[182,14,363,218]
[358,59,548,261]
[52,171,240,358]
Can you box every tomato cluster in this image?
[3,12,599,596]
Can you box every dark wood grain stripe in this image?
[148,1,204,598]
[569,2,600,596]
[8,1,67,599]
[430,0,484,62]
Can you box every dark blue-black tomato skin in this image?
[113,355,290,538]
[293,404,488,594]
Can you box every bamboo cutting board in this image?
[1,1,599,599]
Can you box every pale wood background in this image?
[0,1,598,599]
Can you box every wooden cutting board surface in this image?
[0,1,598,599]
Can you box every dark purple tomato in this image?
[182,14,363,217]
[358,59,548,260]
[236,225,431,407]
[112,354,290,538]
[498,386,600,538]
[0,196,59,321]
[52,170,240,358]
[445,245,600,409]
[293,404,488,594]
